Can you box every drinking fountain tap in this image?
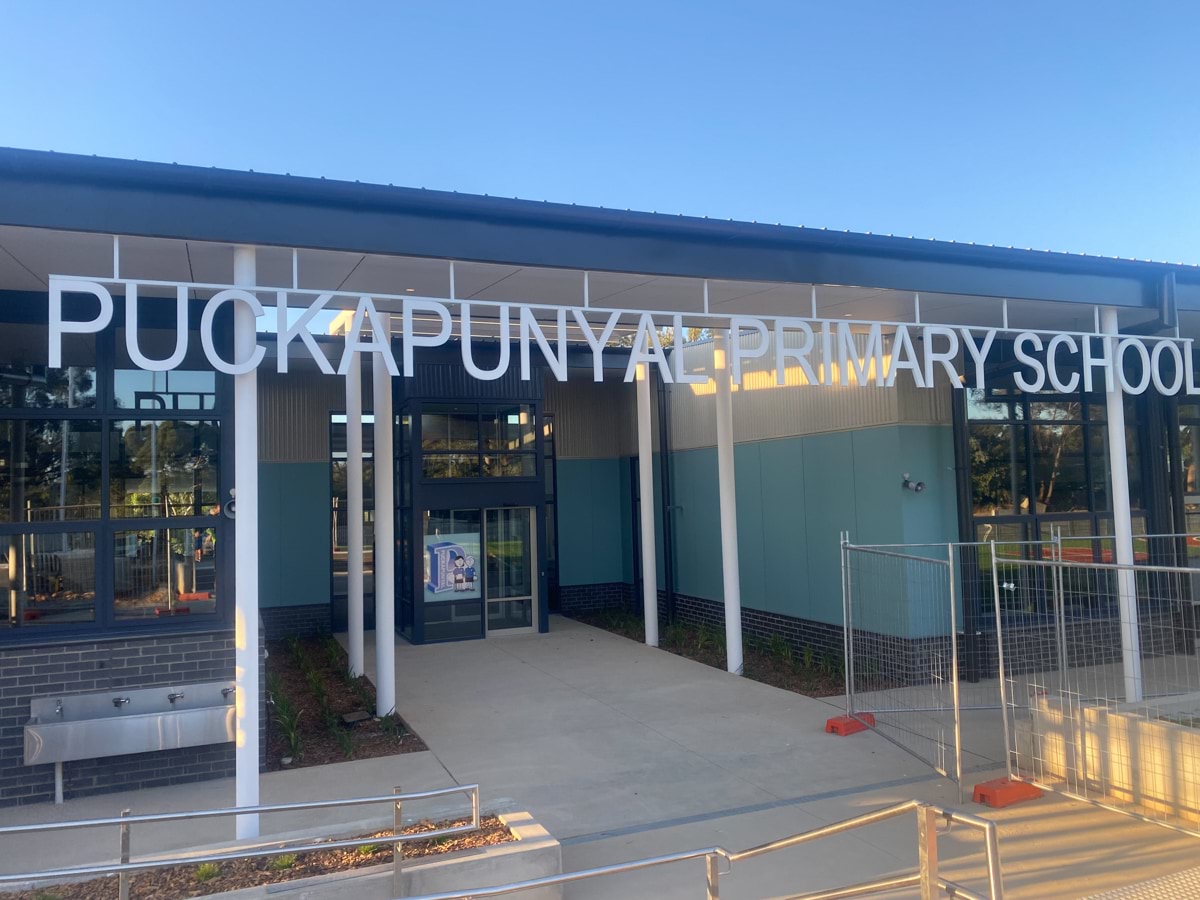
[112,697,131,708]
[55,699,63,717]
[222,687,236,699]
[167,692,185,704]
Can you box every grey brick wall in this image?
[668,591,847,660]
[0,626,268,807]
[560,584,847,660]
[558,582,635,615]
[261,603,331,640]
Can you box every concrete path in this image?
[4,615,1200,898]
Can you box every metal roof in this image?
[0,146,1195,310]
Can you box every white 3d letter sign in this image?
[45,275,1200,396]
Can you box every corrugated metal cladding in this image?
[258,369,372,463]
[543,373,641,459]
[400,360,543,402]
[668,332,953,452]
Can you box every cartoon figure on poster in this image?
[424,533,482,600]
[451,553,477,592]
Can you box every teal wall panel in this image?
[801,432,860,624]
[258,462,331,608]
[553,425,960,630]
[557,458,626,586]
[733,444,766,613]
[663,424,958,628]
[757,438,808,617]
[619,460,634,583]
[897,425,958,545]
[670,449,723,601]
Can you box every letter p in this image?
[48,278,113,367]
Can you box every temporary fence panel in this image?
[843,538,1055,787]
[993,551,1200,836]
[843,538,962,785]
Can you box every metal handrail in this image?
[397,847,734,899]
[0,783,479,888]
[401,800,1004,900]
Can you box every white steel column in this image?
[346,353,365,677]
[714,330,744,675]
[233,246,260,839]
[373,319,396,716]
[635,361,659,646]
[1101,307,1143,702]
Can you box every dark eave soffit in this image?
[0,147,1196,311]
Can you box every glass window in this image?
[0,296,98,412]
[966,388,1021,421]
[2,531,97,627]
[1088,426,1142,512]
[483,454,536,478]
[1031,422,1089,513]
[421,405,478,451]
[114,328,217,411]
[110,420,221,518]
[969,423,1029,516]
[422,509,482,640]
[113,526,217,619]
[1029,400,1085,423]
[0,311,98,410]
[483,405,535,451]
[419,403,539,480]
[423,453,481,479]
[0,419,104,522]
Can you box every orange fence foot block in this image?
[825,713,875,736]
[973,778,1043,809]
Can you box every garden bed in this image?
[571,609,845,697]
[9,817,513,900]
[266,634,426,769]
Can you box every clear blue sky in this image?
[2,2,1198,264]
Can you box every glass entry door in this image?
[484,507,535,633]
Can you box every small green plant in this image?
[195,862,221,883]
[324,634,347,676]
[273,695,303,759]
[695,624,717,654]
[802,645,815,672]
[332,725,355,758]
[768,633,793,666]
[32,892,63,900]
[350,676,376,716]
[819,651,844,678]
[269,854,297,871]
[356,843,380,856]
[664,622,688,648]
[286,634,303,662]
[380,713,408,738]
[306,667,328,710]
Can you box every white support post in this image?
[1101,307,1143,702]
[346,352,365,678]
[635,360,659,647]
[714,330,744,675]
[233,245,260,839]
[373,319,396,717]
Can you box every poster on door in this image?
[423,532,481,600]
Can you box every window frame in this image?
[418,401,538,484]
[0,300,234,644]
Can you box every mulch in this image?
[13,816,513,900]
[572,611,846,697]
[265,634,426,770]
